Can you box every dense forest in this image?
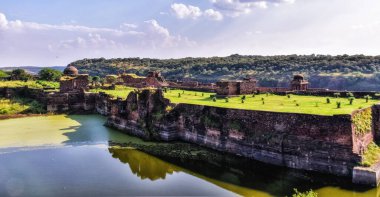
[71,54,380,91]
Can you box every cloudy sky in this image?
[0,0,380,67]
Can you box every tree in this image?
[348,97,355,105]
[364,95,372,103]
[0,70,9,79]
[11,69,32,81]
[38,68,62,81]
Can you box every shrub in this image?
[212,97,216,102]
[165,105,173,112]
[241,99,244,104]
[225,97,229,103]
[202,93,204,97]
[334,92,341,98]
[292,189,318,197]
[361,142,380,167]
[326,98,330,104]
[296,103,300,107]
[336,101,341,108]
[364,95,372,103]
[178,93,181,98]
[252,94,255,97]
[287,94,291,99]
[348,97,355,105]
[241,95,246,100]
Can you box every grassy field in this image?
[0,80,59,89]
[88,86,379,115]
[164,89,379,116]
[89,85,135,98]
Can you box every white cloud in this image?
[0,12,196,66]
[171,3,224,21]
[204,9,224,21]
[171,3,202,19]
[211,0,295,16]
[0,13,8,29]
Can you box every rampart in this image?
[99,89,380,179]
[2,86,380,185]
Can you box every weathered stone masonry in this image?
[2,86,380,185]
[99,89,380,178]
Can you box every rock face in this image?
[100,89,380,177]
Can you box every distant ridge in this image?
[0,66,65,74]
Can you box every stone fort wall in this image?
[2,86,380,181]
[101,89,380,177]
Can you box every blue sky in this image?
[0,0,380,67]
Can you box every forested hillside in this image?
[71,54,380,91]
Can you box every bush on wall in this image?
[352,108,372,135]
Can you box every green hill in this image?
[71,54,380,91]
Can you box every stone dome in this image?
[63,65,79,75]
[293,74,304,80]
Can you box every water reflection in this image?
[108,147,380,197]
[2,115,380,196]
[108,147,270,196]
[109,148,178,181]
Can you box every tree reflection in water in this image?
[109,147,179,181]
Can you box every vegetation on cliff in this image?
[0,80,59,89]
[292,189,318,197]
[89,85,135,98]
[0,97,46,115]
[71,55,380,91]
[361,142,380,167]
[352,108,372,135]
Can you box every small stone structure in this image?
[119,71,168,88]
[291,74,309,91]
[216,77,257,96]
[45,65,91,112]
[60,65,89,93]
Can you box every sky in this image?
[0,0,380,67]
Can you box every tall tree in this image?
[38,68,62,81]
[11,69,32,81]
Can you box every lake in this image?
[0,115,379,196]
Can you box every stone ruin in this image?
[215,77,257,96]
[60,65,89,93]
[118,71,168,88]
[290,74,309,91]
[215,74,311,96]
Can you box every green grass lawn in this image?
[89,85,135,98]
[164,89,379,116]
[0,80,59,89]
[87,87,379,116]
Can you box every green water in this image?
[0,115,379,196]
